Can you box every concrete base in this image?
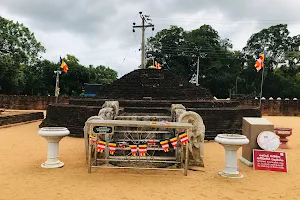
[41,161,64,168]
[239,156,253,167]
[218,171,243,179]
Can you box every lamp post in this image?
[54,69,61,103]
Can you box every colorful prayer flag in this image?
[118,142,128,149]
[138,144,147,156]
[155,61,161,69]
[96,140,106,153]
[129,145,138,156]
[179,132,188,146]
[254,54,264,72]
[160,140,169,152]
[60,56,69,73]
[108,143,117,155]
[147,141,156,146]
[169,136,178,149]
[89,134,97,144]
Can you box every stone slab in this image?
[240,117,274,166]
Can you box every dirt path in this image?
[0,116,299,200]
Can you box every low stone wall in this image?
[238,99,300,116]
[0,112,44,126]
[40,103,261,141]
[188,106,261,140]
[0,95,69,110]
[0,95,299,116]
[39,104,102,137]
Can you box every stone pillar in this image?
[177,111,205,168]
[240,117,274,166]
[101,101,119,118]
[84,101,120,163]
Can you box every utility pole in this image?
[195,50,206,86]
[133,12,154,69]
[196,56,200,86]
[259,59,266,109]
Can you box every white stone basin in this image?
[38,127,70,137]
[215,134,249,146]
[215,134,249,178]
[38,127,70,168]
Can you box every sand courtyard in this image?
[0,116,299,200]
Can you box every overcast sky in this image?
[1,0,300,77]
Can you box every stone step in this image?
[122,107,170,114]
[69,99,240,108]
[115,115,172,121]
[118,112,169,116]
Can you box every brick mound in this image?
[94,69,213,100]
[0,112,44,127]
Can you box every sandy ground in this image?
[0,116,299,200]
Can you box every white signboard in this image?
[257,131,280,151]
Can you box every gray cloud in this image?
[1,0,300,76]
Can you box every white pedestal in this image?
[215,134,249,178]
[38,127,70,168]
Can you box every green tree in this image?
[33,59,58,95]
[88,65,118,84]
[58,55,89,96]
[146,24,242,98]
[0,16,45,65]
[241,24,300,98]
[0,16,45,94]
[146,25,190,76]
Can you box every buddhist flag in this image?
[254,54,264,72]
[160,140,169,152]
[96,140,106,153]
[147,141,156,146]
[129,145,138,156]
[155,61,161,69]
[138,144,147,156]
[60,56,69,73]
[179,132,188,146]
[118,142,128,149]
[108,143,117,155]
[89,134,97,144]
[169,137,178,149]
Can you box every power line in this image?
[120,33,137,67]
[151,16,300,24]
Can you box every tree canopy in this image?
[146,24,300,98]
[0,16,118,96]
[0,14,299,99]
